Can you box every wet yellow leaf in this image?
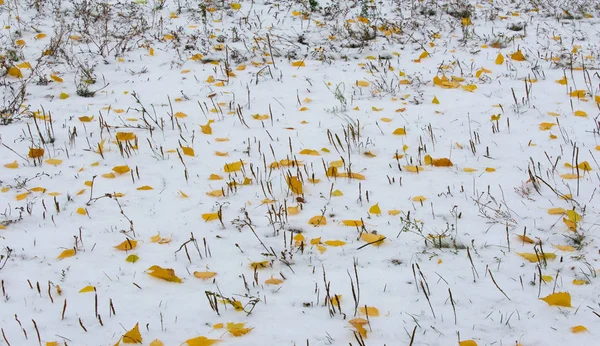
[174,112,187,118]
[292,60,305,67]
[360,233,385,245]
[459,341,478,346]
[16,192,29,200]
[113,165,131,174]
[45,158,62,165]
[122,323,142,344]
[393,128,406,135]
[194,271,217,279]
[308,216,326,226]
[227,322,253,337]
[181,147,195,156]
[209,174,222,180]
[540,292,571,307]
[324,240,346,247]
[116,132,136,141]
[573,279,588,285]
[539,122,556,130]
[404,165,423,173]
[287,176,303,194]
[331,189,343,196]
[516,234,535,244]
[28,147,45,159]
[461,84,477,92]
[76,207,87,215]
[574,110,587,117]
[412,195,426,202]
[224,161,243,172]
[147,265,182,283]
[57,248,75,259]
[115,240,137,251]
[102,173,116,179]
[556,77,567,85]
[341,220,363,227]
[542,275,553,283]
[571,325,588,333]
[126,254,139,263]
[359,306,380,317]
[59,92,69,99]
[510,50,526,61]
[432,96,440,104]
[554,244,575,252]
[202,213,219,221]
[4,161,18,169]
[517,252,556,262]
[369,203,381,215]
[79,285,95,293]
[299,149,319,155]
[7,67,23,78]
[183,336,220,346]
[356,80,370,87]
[349,318,368,338]
[495,53,504,65]
[265,276,283,285]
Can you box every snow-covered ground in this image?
[1,0,600,345]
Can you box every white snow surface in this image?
[1,0,600,345]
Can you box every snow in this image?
[1,0,600,345]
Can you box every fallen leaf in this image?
[308,216,327,226]
[116,132,136,141]
[79,285,95,293]
[349,318,368,338]
[45,158,62,165]
[540,292,571,307]
[360,233,385,245]
[194,271,217,279]
[510,50,526,61]
[202,213,220,221]
[227,322,253,337]
[571,325,588,333]
[115,240,137,251]
[147,266,182,283]
[459,341,478,346]
[324,240,346,246]
[126,254,139,263]
[122,323,142,344]
[287,176,303,194]
[184,336,220,346]
[341,220,363,226]
[359,306,380,317]
[517,252,556,262]
[369,203,381,215]
[265,276,283,285]
[393,128,406,135]
[113,165,131,174]
[137,185,154,191]
[4,161,18,169]
[28,147,45,159]
[57,249,75,259]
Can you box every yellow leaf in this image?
[404,165,423,173]
[574,110,587,117]
[573,279,588,285]
[16,192,29,201]
[174,112,187,118]
[102,173,116,179]
[116,132,136,141]
[510,50,526,61]
[540,292,571,307]
[28,147,45,159]
[388,209,401,215]
[149,340,164,346]
[349,318,368,338]
[461,17,472,26]
[113,165,131,174]
[329,160,344,168]
[49,74,63,82]
[190,54,204,61]
[331,189,343,196]
[147,266,182,283]
[287,205,299,215]
[359,306,380,317]
[563,218,578,231]
[463,167,478,172]
[566,210,582,222]
[46,342,59,346]
[341,220,363,227]
[542,275,553,283]
[4,161,18,169]
[561,173,579,179]
[369,203,381,215]
[200,121,212,135]
[265,275,283,285]
[432,96,440,104]
[495,53,504,65]
[181,146,195,156]
[324,240,346,246]
[516,234,535,244]
[126,254,139,263]
[596,95,600,104]
[252,114,269,120]
[76,207,87,215]
[57,249,75,259]
[79,285,95,293]
[215,151,228,156]
[299,149,320,155]
[209,174,222,180]
[224,161,243,172]
[539,122,556,130]
[202,213,219,221]
[356,80,370,87]
[393,127,406,135]
[571,325,588,333]
[380,117,393,122]
[122,323,142,344]
[115,240,137,251]
[308,216,327,226]
[291,60,305,67]
[206,189,223,197]
[286,176,303,194]
[570,90,586,98]
[59,92,69,99]
[184,336,220,346]
[194,271,217,279]
[517,252,556,262]
[412,195,426,202]
[45,158,62,165]
[556,77,567,85]
[459,341,478,346]
[230,2,241,10]
[554,244,575,252]
[7,67,23,78]
[135,186,153,191]
[461,84,477,92]
[227,322,253,337]
[149,47,154,56]
[360,233,385,245]
[250,261,269,270]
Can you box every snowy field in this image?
[1,0,600,345]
